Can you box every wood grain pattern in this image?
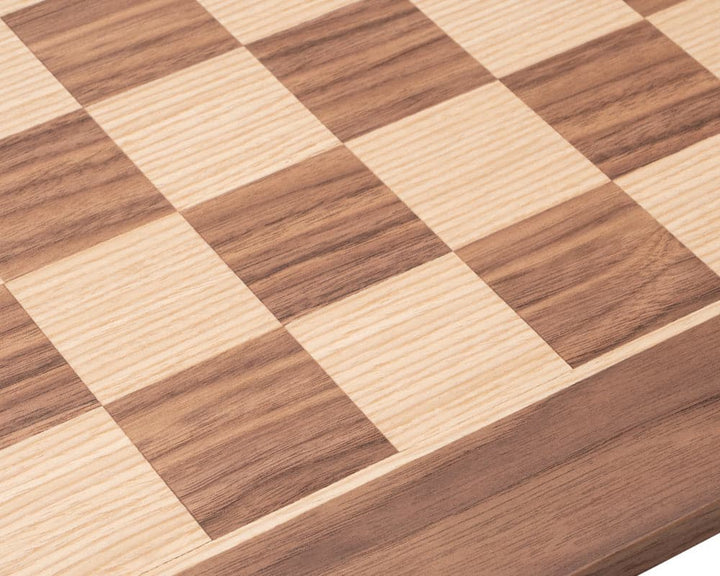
[89,49,338,210]
[0,408,208,576]
[8,214,279,404]
[504,21,720,178]
[4,0,239,106]
[0,20,78,140]
[0,286,96,450]
[0,0,42,15]
[197,0,356,44]
[248,0,493,141]
[348,82,607,249]
[625,0,686,16]
[178,314,720,576]
[108,327,395,539]
[0,110,172,280]
[457,183,720,366]
[413,0,641,77]
[617,134,720,276]
[288,254,570,450]
[185,146,449,322]
[651,0,720,79]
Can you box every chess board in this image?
[1,0,720,574]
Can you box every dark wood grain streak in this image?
[0,110,173,280]
[180,314,720,575]
[107,328,395,539]
[248,0,493,140]
[184,146,449,322]
[4,0,239,105]
[0,286,97,450]
[625,0,685,16]
[503,21,720,178]
[457,183,720,366]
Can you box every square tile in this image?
[89,49,338,210]
[287,254,570,450]
[504,21,720,178]
[0,286,96,450]
[248,0,493,140]
[348,83,607,250]
[651,0,720,78]
[107,328,395,539]
[185,146,449,322]
[0,409,207,576]
[0,21,78,141]
[0,110,172,280]
[0,0,42,15]
[4,0,239,105]
[617,134,720,275]
[456,183,720,367]
[198,0,356,44]
[625,0,686,16]
[8,213,280,404]
[414,0,640,77]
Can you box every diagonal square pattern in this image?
[107,327,395,539]
[184,146,449,322]
[0,286,96,450]
[89,49,338,210]
[8,214,279,404]
[413,0,640,77]
[0,110,172,280]
[348,83,607,249]
[248,0,493,140]
[4,0,239,105]
[503,21,720,178]
[288,254,570,450]
[457,183,720,367]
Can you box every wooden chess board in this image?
[1,0,720,574]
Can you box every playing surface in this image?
[1,0,720,574]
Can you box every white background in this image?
[643,533,720,574]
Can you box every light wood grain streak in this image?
[413,0,641,77]
[198,0,356,44]
[287,253,569,450]
[617,134,720,276]
[0,408,208,576]
[143,296,720,575]
[88,49,338,210]
[0,21,78,140]
[650,0,720,78]
[0,0,42,15]
[348,82,607,249]
[8,214,279,404]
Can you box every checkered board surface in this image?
[1,0,720,574]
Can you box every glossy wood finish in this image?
[457,183,720,366]
[249,0,492,140]
[184,146,449,321]
[0,286,96,450]
[108,328,395,539]
[180,314,720,575]
[4,0,239,105]
[0,110,172,280]
[504,21,720,178]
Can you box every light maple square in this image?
[287,254,570,450]
[413,0,641,77]
[617,134,720,276]
[0,409,207,576]
[650,0,720,79]
[0,21,78,141]
[88,48,338,210]
[348,82,607,250]
[8,213,279,403]
[198,0,357,44]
